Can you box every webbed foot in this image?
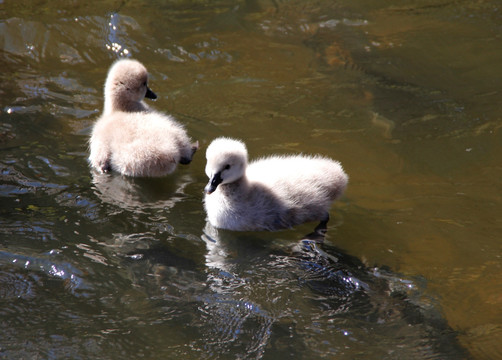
[179,140,199,165]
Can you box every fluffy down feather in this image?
[204,137,348,231]
[89,59,197,177]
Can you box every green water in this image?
[1,0,501,358]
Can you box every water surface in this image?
[1,0,501,359]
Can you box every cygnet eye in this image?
[119,82,130,90]
[224,164,231,170]
[143,81,147,86]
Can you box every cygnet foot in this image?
[179,141,199,165]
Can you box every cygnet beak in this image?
[204,172,222,194]
[145,87,157,100]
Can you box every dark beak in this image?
[204,172,223,194]
[145,87,157,100]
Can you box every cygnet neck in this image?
[104,94,149,114]
[219,176,249,197]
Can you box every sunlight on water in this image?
[1,0,501,358]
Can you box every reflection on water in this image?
[91,170,193,212]
[1,0,501,358]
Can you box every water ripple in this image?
[155,37,233,64]
[105,13,140,57]
[0,250,91,297]
[197,294,274,359]
[0,267,39,300]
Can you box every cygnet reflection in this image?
[91,170,193,212]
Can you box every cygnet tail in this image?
[329,169,349,200]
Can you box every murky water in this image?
[1,0,501,358]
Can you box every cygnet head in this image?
[204,137,248,194]
[104,58,157,113]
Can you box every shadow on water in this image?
[121,221,470,359]
[288,222,469,359]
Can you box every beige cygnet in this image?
[88,58,198,177]
[203,137,348,231]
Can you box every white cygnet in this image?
[88,58,198,177]
[203,137,348,231]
